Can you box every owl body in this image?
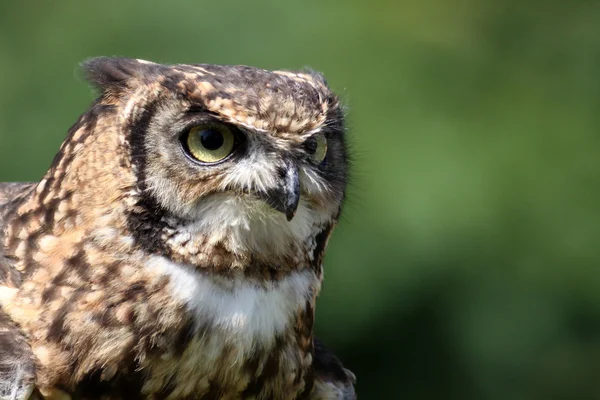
[0,58,354,399]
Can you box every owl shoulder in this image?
[312,337,357,399]
[0,308,36,400]
[0,183,37,400]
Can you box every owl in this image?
[0,58,355,399]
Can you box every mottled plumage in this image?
[0,58,355,399]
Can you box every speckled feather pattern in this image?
[0,58,355,399]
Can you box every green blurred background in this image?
[2,1,600,398]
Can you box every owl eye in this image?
[305,133,328,164]
[183,124,236,164]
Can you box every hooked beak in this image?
[257,161,300,221]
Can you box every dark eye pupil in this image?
[304,137,317,155]
[199,129,224,150]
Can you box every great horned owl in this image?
[0,58,355,399]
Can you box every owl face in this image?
[83,58,347,256]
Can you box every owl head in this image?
[79,58,348,263]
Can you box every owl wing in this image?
[1,183,35,286]
[0,183,35,222]
[0,309,36,400]
[0,183,37,400]
[312,337,357,399]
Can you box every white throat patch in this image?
[146,256,319,344]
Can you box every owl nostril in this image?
[254,161,300,221]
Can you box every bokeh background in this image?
[1,1,600,398]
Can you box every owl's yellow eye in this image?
[306,133,328,164]
[184,124,236,164]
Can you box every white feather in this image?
[146,256,319,347]
[167,194,331,258]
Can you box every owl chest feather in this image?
[0,190,330,398]
[3,249,319,399]
[141,256,319,398]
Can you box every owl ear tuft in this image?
[82,57,156,97]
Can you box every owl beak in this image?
[258,163,300,221]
